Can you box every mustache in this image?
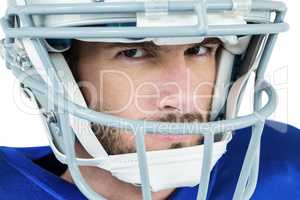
[91,113,205,136]
[90,112,206,154]
[144,112,205,123]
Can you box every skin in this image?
[61,39,220,200]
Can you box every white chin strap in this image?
[102,142,227,191]
[48,134,228,192]
[44,53,229,192]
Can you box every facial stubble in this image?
[91,112,206,155]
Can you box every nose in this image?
[157,53,194,113]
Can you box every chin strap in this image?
[100,140,228,192]
[46,128,229,191]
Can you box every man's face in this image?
[70,39,220,155]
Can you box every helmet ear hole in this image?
[45,39,71,53]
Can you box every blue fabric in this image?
[0,147,86,200]
[169,120,300,200]
[0,120,300,199]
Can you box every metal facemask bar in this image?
[1,0,288,200]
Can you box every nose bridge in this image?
[163,52,188,85]
[157,53,193,112]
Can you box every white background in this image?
[0,1,299,147]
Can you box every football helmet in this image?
[0,0,288,199]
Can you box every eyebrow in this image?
[100,41,160,51]
[201,38,222,45]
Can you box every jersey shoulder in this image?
[169,120,300,200]
[0,146,86,200]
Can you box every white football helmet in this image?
[0,0,288,199]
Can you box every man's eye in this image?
[185,45,209,56]
[118,48,146,59]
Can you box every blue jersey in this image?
[1,120,300,200]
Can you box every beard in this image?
[91,112,206,155]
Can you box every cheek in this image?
[101,67,161,117]
[132,80,160,115]
[190,58,216,112]
[76,64,101,109]
[99,71,135,114]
